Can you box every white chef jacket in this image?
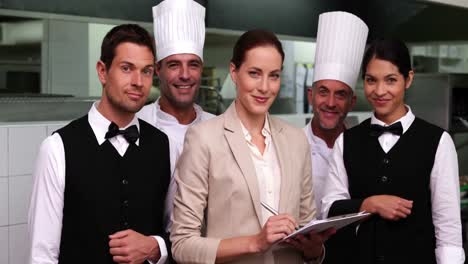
[321,106,465,264]
[28,102,168,264]
[137,98,215,232]
[137,98,215,172]
[303,121,333,220]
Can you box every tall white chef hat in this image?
[313,11,369,90]
[152,0,205,62]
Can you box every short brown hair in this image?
[100,24,155,70]
[231,29,284,69]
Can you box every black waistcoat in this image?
[339,117,443,264]
[56,115,170,264]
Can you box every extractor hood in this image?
[0,21,42,45]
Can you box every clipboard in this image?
[283,211,370,240]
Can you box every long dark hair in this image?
[361,38,412,79]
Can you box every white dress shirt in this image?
[240,117,281,224]
[239,116,282,264]
[137,98,215,232]
[321,106,465,264]
[303,122,333,219]
[28,102,168,264]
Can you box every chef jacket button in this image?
[381,176,388,183]
[383,158,390,164]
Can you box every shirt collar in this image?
[370,104,415,134]
[304,121,331,149]
[240,114,271,142]
[155,97,204,125]
[88,101,140,145]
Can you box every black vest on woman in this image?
[329,117,443,264]
[56,115,171,264]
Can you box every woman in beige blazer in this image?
[170,29,332,264]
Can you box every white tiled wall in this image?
[9,224,28,264]
[0,121,66,264]
[0,128,7,177]
[0,226,8,264]
[9,175,33,225]
[0,178,8,227]
[47,123,67,136]
[8,126,47,177]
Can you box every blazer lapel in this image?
[270,117,292,214]
[223,103,263,227]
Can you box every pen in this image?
[261,202,299,230]
[261,201,279,216]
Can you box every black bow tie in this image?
[104,122,139,144]
[370,121,403,137]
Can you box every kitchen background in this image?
[1,0,468,263]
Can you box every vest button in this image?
[123,222,129,228]
[123,200,129,207]
[381,176,388,183]
[122,179,128,185]
[383,158,390,164]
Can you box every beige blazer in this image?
[170,102,316,264]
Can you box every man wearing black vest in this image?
[28,24,171,264]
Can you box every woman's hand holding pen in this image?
[250,214,298,253]
[360,195,413,221]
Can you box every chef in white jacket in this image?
[137,0,214,231]
[303,11,367,219]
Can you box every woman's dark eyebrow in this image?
[248,67,263,72]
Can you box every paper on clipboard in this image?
[283,211,370,240]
